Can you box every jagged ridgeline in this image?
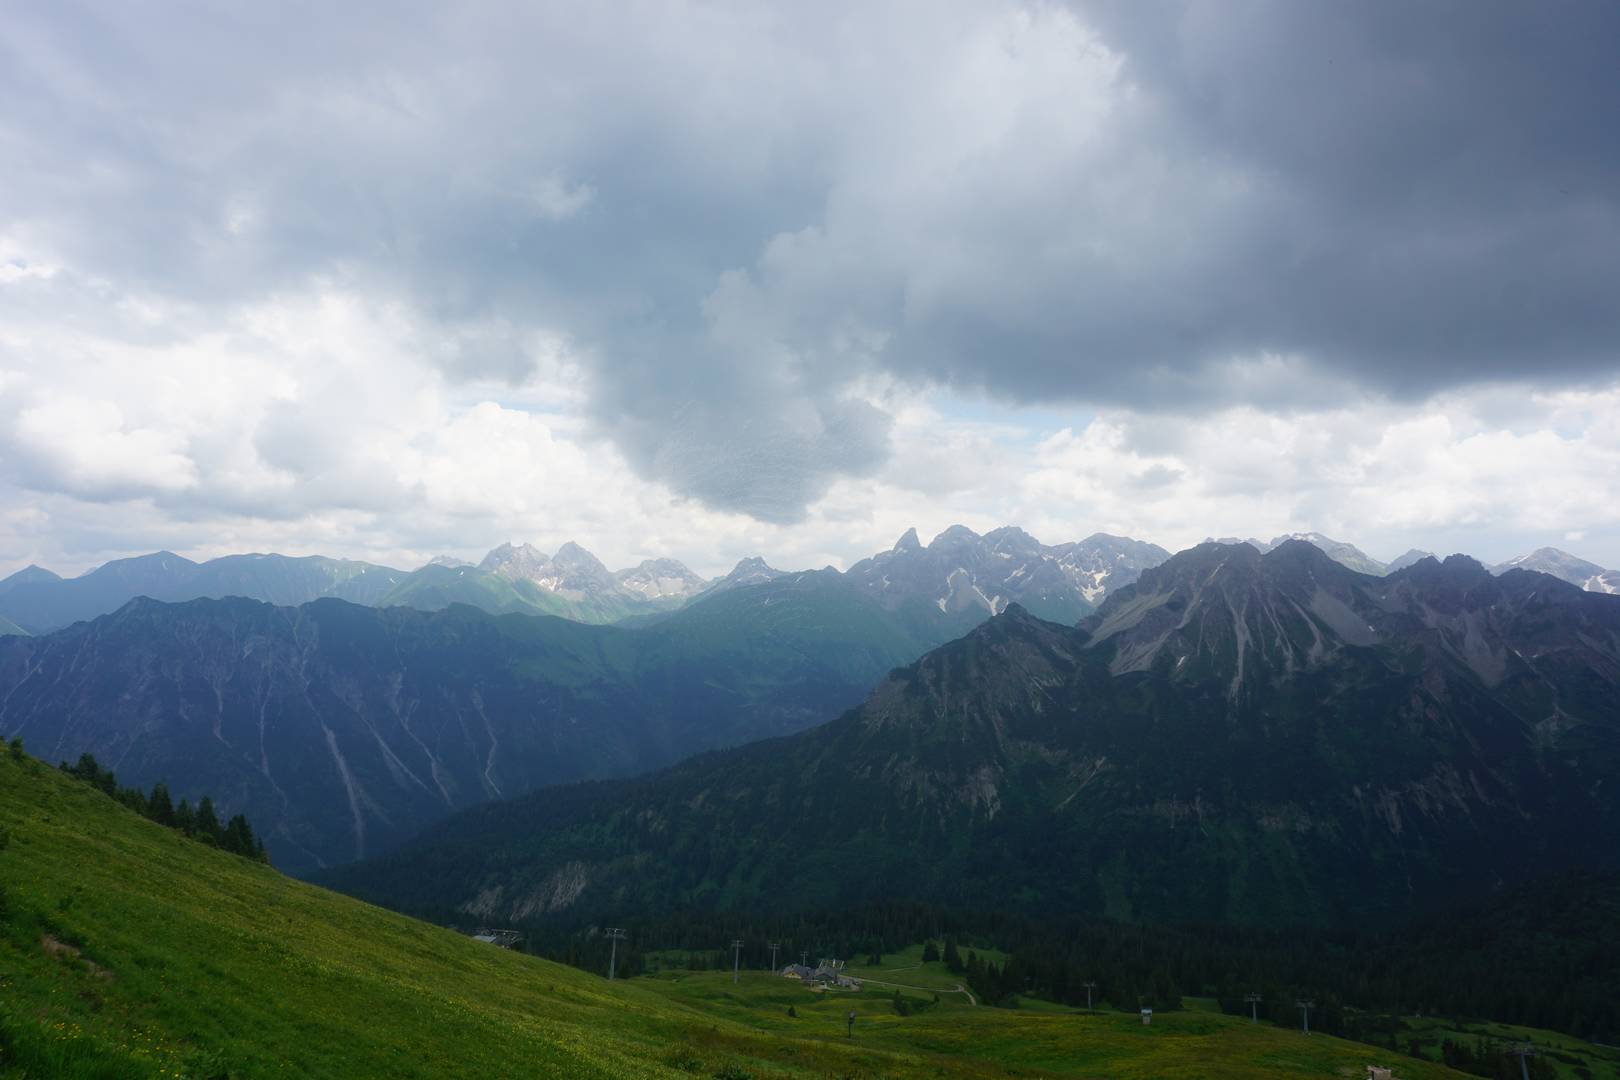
[0,528,1173,874]
[321,541,1620,928]
[0,528,1176,636]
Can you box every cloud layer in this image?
[1,2,1617,573]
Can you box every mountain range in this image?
[5,525,1620,893]
[0,527,1162,635]
[7,531,1618,638]
[0,552,406,635]
[0,544,715,634]
[320,540,1620,928]
[846,526,1170,624]
[0,527,1174,871]
[1206,532,1391,575]
[0,572,949,870]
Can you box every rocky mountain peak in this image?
[698,556,788,598]
[984,525,1042,556]
[0,565,63,594]
[1385,548,1436,573]
[612,558,709,600]
[1489,547,1619,596]
[841,524,1172,622]
[1083,540,1378,686]
[929,524,981,548]
[1262,536,1341,572]
[550,541,600,565]
[1398,551,1491,586]
[478,542,552,582]
[1265,533,1386,575]
[544,543,615,594]
[1494,547,1603,576]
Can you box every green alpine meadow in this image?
[0,745,1491,1079]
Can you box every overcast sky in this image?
[3,1,1618,578]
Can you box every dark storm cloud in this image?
[3,1,1616,523]
[784,0,1620,413]
[1052,0,1620,393]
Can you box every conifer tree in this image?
[922,941,940,963]
[222,814,250,855]
[119,786,148,816]
[195,796,220,842]
[175,798,195,836]
[147,781,176,827]
[944,938,963,973]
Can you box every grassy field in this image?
[1393,1014,1620,1079]
[841,942,1008,1003]
[638,969,1476,1079]
[0,747,1475,1078]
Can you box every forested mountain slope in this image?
[323,542,1620,928]
[0,571,951,871]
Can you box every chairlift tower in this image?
[1082,981,1097,1014]
[1245,992,1262,1023]
[1509,1042,1537,1080]
[768,941,780,973]
[605,927,627,981]
[731,939,744,984]
[1295,999,1314,1035]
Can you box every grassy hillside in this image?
[638,970,1473,1080]
[1395,1015,1619,1079]
[0,747,1471,1079]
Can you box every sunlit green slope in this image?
[0,748,1469,1079]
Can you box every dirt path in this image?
[856,975,977,1006]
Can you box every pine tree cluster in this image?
[59,752,269,863]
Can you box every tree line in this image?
[58,751,269,863]
[516,877,1618,1045]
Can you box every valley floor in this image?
[0,749,1483,1078]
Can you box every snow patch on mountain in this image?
[1491,547,1619,595]
[845,525,1171,622]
